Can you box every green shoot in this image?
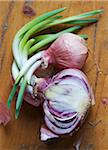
[15,79,27,119]
[7,83,19,108]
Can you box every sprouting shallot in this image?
[16,33,88,85]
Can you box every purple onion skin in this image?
[36,69,94,140]
[44,33,88,70]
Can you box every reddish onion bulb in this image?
[34,69,94,141]
[43,33,88,69]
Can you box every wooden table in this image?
[0,0,108,150]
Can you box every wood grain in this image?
[0,1,108,150]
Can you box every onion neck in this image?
[42,49,55,67]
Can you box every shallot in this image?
[33,69,94,140]
[16,33,88,85]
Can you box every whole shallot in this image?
[16,33,88,85]
[42,33,88,69]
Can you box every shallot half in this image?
[33,69,94,141]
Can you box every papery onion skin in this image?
[23,91,41,107]
[0,102,11,126]
[35,69,94,140]
[40,125,59,141]
[43,33,88,69]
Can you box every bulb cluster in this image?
[6,8,103,140]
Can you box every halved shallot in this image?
[33,69,94,140]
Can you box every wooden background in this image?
[0,0,108,150]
